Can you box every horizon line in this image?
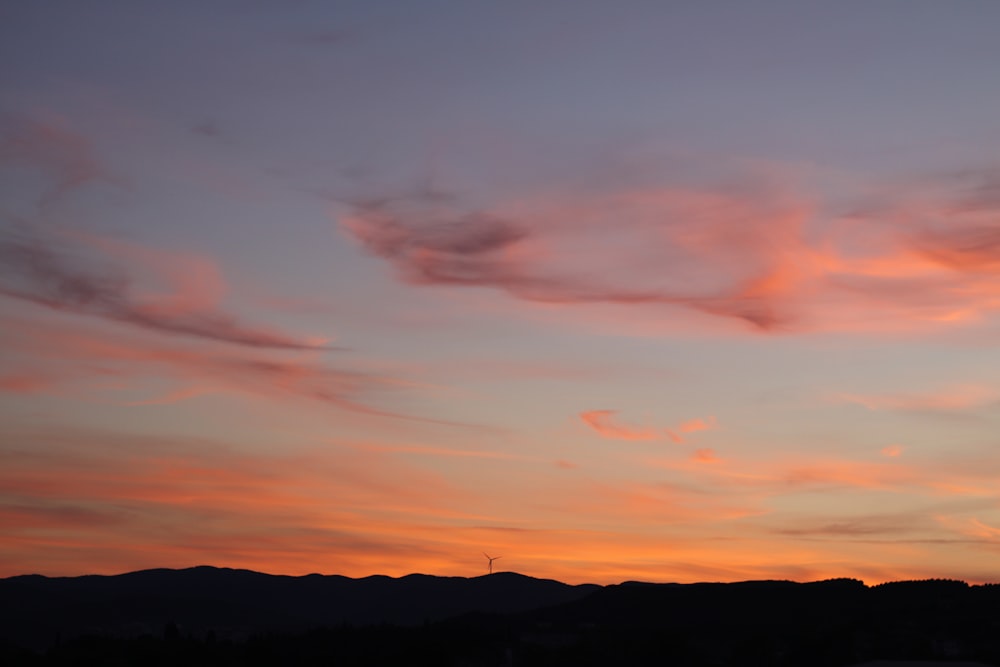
[3,564,993,588]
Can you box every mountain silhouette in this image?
[0,566,597,650]
[2,569,1000,666]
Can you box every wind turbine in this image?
[483,552,501,575]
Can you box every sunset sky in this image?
[3,1,1000,585]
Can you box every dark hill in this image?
[0,567,598,650]
[3,570,1000,665]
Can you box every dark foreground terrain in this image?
[2,567,999,666]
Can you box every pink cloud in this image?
[838,385,997,413]
[935,515,1000,542]
[0,225,328,350]
[668,416,718,444]
[339,183,807,331]
[679,416,716,433]
[0,112,112,206]
[0,313,462,425]
[0,428,491,577]
[693,448,719,463]
[4,420,998,583]
[662,452,989,495]
[583,410,716,443]
[338,166,1000,335]
[346,441,523,460]
[580,410,659,441]
[75,231,228,319]
[0,372,52,394]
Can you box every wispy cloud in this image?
[667,416,717,444]
[0,225,329,351]
[774,518,918,539]
[0,372,52,394]
[4,419,996,583]
[935,515,1000,543]
[0,426,486,576]
[0,311,460,426]
[762,506,993,543]
[837,384,998,414]
[0,113,112,206]
[579,410,659,441]
[582,409,717,443]
[339,184,804,331]
[653,444,1000,499]
[346,441,522,460]
[692,448,719,464]
[339,165,1000,335]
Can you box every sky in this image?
[2,1,1000,585]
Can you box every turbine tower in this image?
[483,552,501,575]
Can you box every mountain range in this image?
[3,567,999,666]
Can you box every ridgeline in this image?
[2,568,998,665]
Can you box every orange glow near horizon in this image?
[3,414,998,584]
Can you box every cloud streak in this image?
[667,416,718,444]
[339,185,801,331]
[0,308,472,427]
[580,410,659,441]
[838,385,999,414]
[0,226,329,351]
[581,409,716,443]
[339,166,1000,334]
[0,113,111,206]
[0,426,488,577]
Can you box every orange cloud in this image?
[0,312,461,426]
[0,428,494,576]
[652,443,1000,501]
[0,225,327,351]
[339,182,810,332]
[347,441,525,461]
[668,416,718,443]
[0,372,51,393]
[581,410,716,444]
[4,420,1000,584]
[580,410,658,441]
[963,518,1000,541]
[75,230,228,320]
[338,167,1000,336]
[693,448,719,463]
[881,444,904,458]
[838,385,997,413]
[935,515,1000,542]
[679,416,716,433]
